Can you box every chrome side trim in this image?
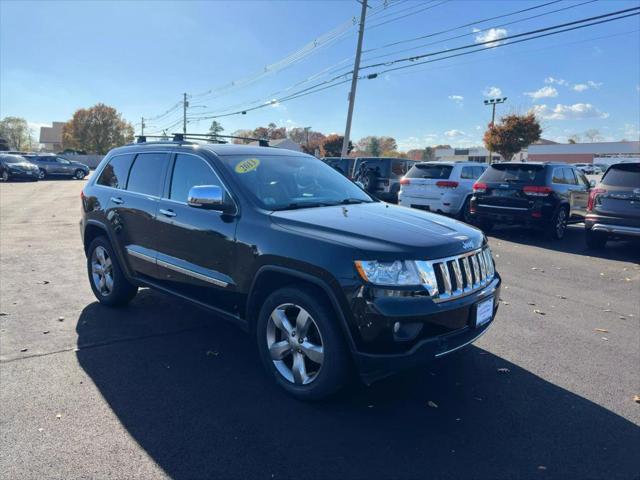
[591,223,640,237]
[477,204,528,211]
[156,259,228,287]
[435,325,491,358]
[126,248,155,263]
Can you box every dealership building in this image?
[527,141,640,165]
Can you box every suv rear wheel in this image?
[256,286,349,400]
[87,236,138,306]
[547,206,568,240]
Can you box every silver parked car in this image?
[398,161,488,222]
[25,154,90,180]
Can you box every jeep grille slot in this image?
[422,247,495,303]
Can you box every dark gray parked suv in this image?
[26,154,90,180]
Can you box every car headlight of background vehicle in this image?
[354,260,424,286]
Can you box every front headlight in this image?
[354,260,421,286]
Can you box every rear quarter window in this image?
[406,164,452,179]
[601,163,640,188]
[480,164,546,184]
[97,154,135,189]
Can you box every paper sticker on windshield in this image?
[235,158,260,174]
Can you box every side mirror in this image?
[187,185,231,212]
[589,179,596,188]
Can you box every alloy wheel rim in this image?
[76,170,85,179]
[38,169,45,179]
[556,209,567,238]
[91,246,114,296]
[266,303,324,385]
[1,171,7,181]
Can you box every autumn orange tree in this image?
[483,113,541,162]
[62,104,134,154]
[320,134,352,157]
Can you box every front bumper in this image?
[349,275,501,383]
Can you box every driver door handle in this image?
[159,208,176,218]
[110,197,124,205]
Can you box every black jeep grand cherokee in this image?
[80,140,500,399]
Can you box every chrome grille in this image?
[417,247,495,303]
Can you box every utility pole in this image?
[483,96,507,164]
[183,92,189,135]
[140,117,145,136]
[341,0,368,158]
[304,126,311,151]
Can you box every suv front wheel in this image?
[87,236,138,306]
[256,286,350,400]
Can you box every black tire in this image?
[256,286,350,400]
[74,169,86,180]
[0,169,9,182]
[87,236,137,306]
[546,206,568,240]
[585,228,607,249]
[38,168,46,180]
[459,197,472,223]
[361,171,378,194]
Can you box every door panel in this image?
[567,168,589,219]
[155,153,239,312]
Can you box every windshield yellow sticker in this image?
[235,158,260,174]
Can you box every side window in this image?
[460,167,474,179]
[576,170,590,188]
[97,154,135,189]
[552,168,565,184]
[563,168,578,185]
[127,152,169,196]
[169,154,222,202]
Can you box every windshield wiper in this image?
[274,202,332,211]
[338,198,371,205]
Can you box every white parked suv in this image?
[398,161,488,222]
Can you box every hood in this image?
[270,202,484,260]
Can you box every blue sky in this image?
[1,0,639,150]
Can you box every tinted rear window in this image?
[97,154,135,189]
[480,164,546,184]
[406,164,452,179]
[126,153,169,196]
[601,163,640,188]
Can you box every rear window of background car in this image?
[480,165,546,184]
[126,153,169,196]
[97,154,135,189]
[601,163,640,188]
[406,164,452,179]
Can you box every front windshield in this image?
[219,154,374,210]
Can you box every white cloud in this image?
[483,86,502,97]
[587,80,603,88]
[444,129,465,138]
[544,77,568,86]
[397,134,439,150]
[572,84,588,92]
[474,28,507,47]
[448,95,464,104]
[524,86,558,100]
[531,103,609,120]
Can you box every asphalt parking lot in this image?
[1,177,639,480]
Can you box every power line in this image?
[367,0,450,29]
[182,8,638,122]
[363,0,563,52]
[359,6,640,72]
[363,0,598,63]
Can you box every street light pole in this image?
[483,97,507,164]
[341,0,368,158]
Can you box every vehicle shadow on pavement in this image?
[487,224,640,262]
[76,293,640,480]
